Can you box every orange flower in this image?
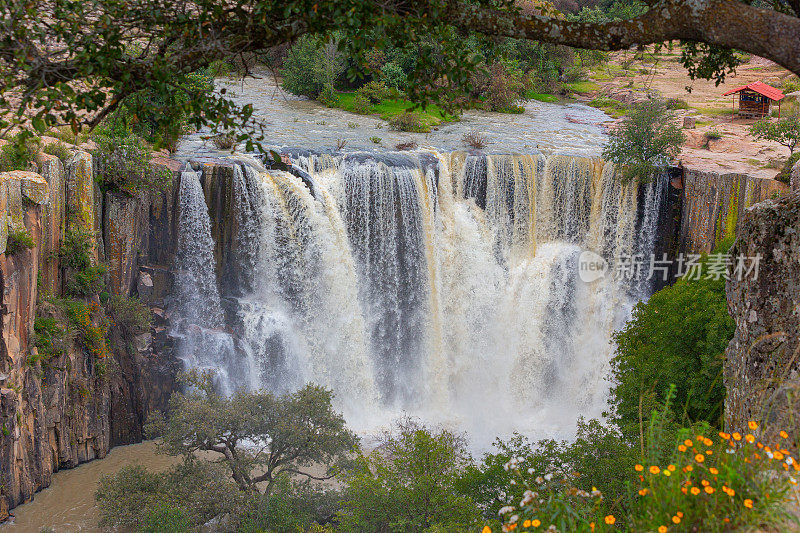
[531,519,541,527]
[658,527,667,533]
[774,451,785,460]
[691,487,701,495]
[748,421,759,431]
[678,445,687,452]
[681,487,688,494]
[744,499,754,509]
[780,430,789,439]
[686,465,694,472]
[604,515,616,525]
[705,486,715,494]
[745,434,755,443]
[483,527,492,533]
[695,454,705,463]
[639,488,649,496]
[635,464,644,472]
[677,512,683,518]
[684,439,693,447]
[589,522,594,532]
[650,466,660,475]
[706,450,713,455]
[709,468,719,475]
[523,520,531,528]
[719,432,731,440]
[732,432,742,441]
[701,480,710,486]
[703,438,713,446]
[668,464,676,471]
[672,516,681,524]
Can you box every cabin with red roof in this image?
[722,81,785,119]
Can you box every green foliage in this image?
[91,132,173,196]
[609,256,735,435]
[5,228,35,255]
[389,111,433,133]
[106,294,151,332]
[31,315,71,364]
[317,83,338,107]
[350,93,373,114]
[751,113,800,155]
[95,460,241,532]
[146,370,358,495]
[42,141,72,165]
[58,226,93,270]
[282,34,345,99]
[526,92,559,103]
[381,62,408,90]
[0,133,40,172]
[777,151,800,184]
[480,61,528,113]
[337,418,481,533]
[356,80,394,104]
[588,96,629,117]
[603,99,686,183]
[98,70,214,151]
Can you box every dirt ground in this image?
[581,50,797,179]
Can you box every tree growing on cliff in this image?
[750,113,800,155]
[145,370,358,496]
[602,99,686,182]
[4,0,800,146]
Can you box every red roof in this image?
[722,81,784,101]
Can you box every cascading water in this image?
[172,150,668,446]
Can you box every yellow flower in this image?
[748,421,759,431]
[695,454,705,463]
[677,445,687,452]
[604,515,616,525]
[745,434,755,443]
[744,499,754,508]
[705,486,715,494]
[663,469,671,477]
[531,519,541,527]
[732,432,742,441]
[709,467,719,475]
[672,516,681,524]
[635,464,644,472]
[780,430,789,439]
[650,465,660,475]
[658,527,667,533]
[691,487,701,495]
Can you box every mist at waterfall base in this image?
[171,151,666,450]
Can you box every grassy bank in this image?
[330,92,459,131]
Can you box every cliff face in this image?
[724,191,800,443]
[679,169,788,254]
[0,150,181,520]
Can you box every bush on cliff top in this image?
[0,133,40,172]
[92,132,173,196]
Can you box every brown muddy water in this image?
[0,442,178,533]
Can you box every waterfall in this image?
[172,151,668,445]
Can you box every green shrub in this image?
[281,34,344,99]
[0,133,40,172]
[483,61,527,113]
[317,83,338,107]
[356,80,392,104]
[388,111,431,133]
[666,97,690,110]
[58,226,93,270]
[106,294,151,332]
[381,62,408,90]
[350,93,373,115]
[369,136,381,144]
[776,151,800,184]
[609,252,734,436]
[209,133,236,150]
[6,228,35,255]
[337,419,482,533]
[31,315,71,364]
[42,142,72,165]
[705,128,724,141]
[92,132,173,196]
[67,265,107,297]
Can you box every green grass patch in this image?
[332,92,457,127]
[526,92,559,103]
[588,97,629,118]
[590,71,613,81]
[566,81,601,94]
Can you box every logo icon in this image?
[578,250,608,283]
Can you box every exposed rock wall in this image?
[679,169,788,254]
[724,191,800,443]
[0,151,182,521]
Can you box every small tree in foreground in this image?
[146,370,358,496]
[603,99,686,183]
[750,113,800,155]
